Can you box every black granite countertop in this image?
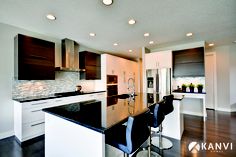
[172,90,206,94]
[43,93,150,134]
[13,91,106,103]
[42,93,183,134]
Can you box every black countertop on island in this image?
[43,93,150,134]
[172,90,206,94]
[13,91,106,103]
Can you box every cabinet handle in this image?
[29,55,47,60]
[123,71,126,83]
[55,100,63,102]
[31,102,47,106]
[31,109,41,113]
[31,122,45,127]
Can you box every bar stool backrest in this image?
[126,110,150,153]
[161,95,174,115]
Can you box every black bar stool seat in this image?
[106,110,150,156]
[137,103,165,157]
[152,95,174,150]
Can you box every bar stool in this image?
[136,103,165,157]
[152,95,174,150]
[105,110,150,157]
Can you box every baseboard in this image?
[216,107,231,112]
[182,110,203,117]
[0,130,14,140]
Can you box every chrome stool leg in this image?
[136,127,161,157]
[151,124,173,149]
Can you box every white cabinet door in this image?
[157,50,172,68]
[145,50,172,69]
[118,58,128,94]
[145,53,158,69]
[106,55,118,75]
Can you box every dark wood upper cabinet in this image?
[79,51,101,80]
[173,47,205,77]
[14,34,55,80]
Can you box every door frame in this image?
[205,52,217,110]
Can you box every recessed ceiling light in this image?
[46,14,56,20]
[113,43,118,46]
[128,19,136,25]
[103,0,113,6]
[233,41,236,43]
[149,41,154,44]
[89,33,96,37]
[129,50,133,52]
[209,43,214,47]
[186,32,193,37]
[144,33,150,37]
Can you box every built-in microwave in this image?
[107,75,118,84]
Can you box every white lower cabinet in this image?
[22,121,45,141]
[14,92,105,142]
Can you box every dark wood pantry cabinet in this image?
[14,34,55,80]
[79,51,101,80]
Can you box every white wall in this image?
[229,46,236,111]
[0,22,105,139]
[206,44,236,111]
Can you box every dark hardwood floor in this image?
[0,110,236,157]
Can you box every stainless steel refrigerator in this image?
[146,68,171,104]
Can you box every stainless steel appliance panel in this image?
[146,68,171,103]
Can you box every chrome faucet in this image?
[128,77,135,97]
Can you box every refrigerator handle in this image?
[156,72,159,94]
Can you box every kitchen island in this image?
[172,91,207,121]
[43,93,184,157]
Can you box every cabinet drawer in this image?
[23,108,44,124]
[23,100,51,109]
[22,121,45,141]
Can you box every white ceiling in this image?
[0,0,236,59]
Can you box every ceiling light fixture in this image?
[129,50,133,52]
[103,0,113,6]
[89,33,96,37]
[149,41,154,44]
[46,14,56,20]
[128,19,136,25]
[186,32,193,37]
[233,41,236,43]
[209,43,214,47]
[113,43,118,46]
[144,33,150,37]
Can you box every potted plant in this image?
[188,83,195,93]
[181,84,187,92]
[197,84,204,93]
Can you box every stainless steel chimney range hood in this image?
[55,38,85,72]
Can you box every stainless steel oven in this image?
[107,85,118,96]
[107,75,118,84]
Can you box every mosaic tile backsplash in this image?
[12,71,95,99]
[172,77,205,92]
